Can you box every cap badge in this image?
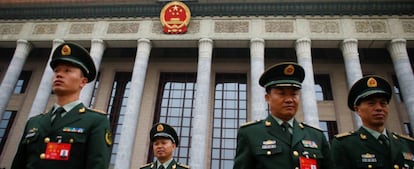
[284,64,295,76]
[157,124,164,132]
[367,77,377,88]
[61,45,71,56]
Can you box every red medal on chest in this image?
[44,142,71,160]
[299,156,317,169]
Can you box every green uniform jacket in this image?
[233,115,332,169]
[139,159,189,169]
[331,127,414,169]
[11,103,112,169]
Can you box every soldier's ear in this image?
[265,93,270,102]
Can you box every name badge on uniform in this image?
[262,140,277,149]
[361,153,377,163]
[299,156,317,169]
[301,140,318,149]
[403,152,414,161]
[44,142,71,160]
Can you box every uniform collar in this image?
[157,158,173,169]
[362,126,388,139]
[270,114,294,127]
[54,100,82,112]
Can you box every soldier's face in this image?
[152,138,176,162]
[52,63,87,96]
[355,96,389,130]
[265,87,300,121]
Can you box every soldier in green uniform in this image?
[233,62,332,169]
[11,42,112,169]
[140,123,189,169]
[331,75,414,169]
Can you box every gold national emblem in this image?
[61,45,71,56]
[284,64,295,75]
[105,130,113,146]
[367,77,377,88]
[160,1,191,34]
[157,124,164,132]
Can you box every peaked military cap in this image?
[347,75,392,111]
[150,123,179,145]
[50,42,96,83]
[259,62,305,89]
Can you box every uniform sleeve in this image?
[233,128,254,169]
[11,120,30,169]
[86,114,111,169]
[330,138,349,169]
[319,133,333,169]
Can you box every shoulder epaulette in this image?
[177,163,190,169]
[91,108,107,115]
[139,162,153,169]
[240,120,262,128]
[41,110,49,115]
[300,122,323,131]
[394,132,414,142]
[334,131,354,138]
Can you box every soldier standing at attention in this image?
[233,62,332,169]
[11,42,112,169]
[140,123,190,169]
[331,75,414,169]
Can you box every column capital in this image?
[387,39,408,60]
[295,37,311,44]
[91,38,106,47]
[388,38,406,50]
[199,38,213,44]
[138,38,151,44]
[16,39,32,51]
[250,38,264,44]
[340,39,358,51]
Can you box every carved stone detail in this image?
[265,21,294,33]
[402,21,414,33]
[215,21,248,33]
[310,21,339,33]
[33,24,57,34]
[355,21,386,33]
[187,21,200,34]
[0,24,23,34]
[107,23,139,34]
[69,23,94,34]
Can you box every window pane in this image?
[211,73,247,169]
[314,74,333,101]
[106,72,132,167]
[0,110,17,155]
[13,71,32,94]
[150,72,196,163]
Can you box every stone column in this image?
[387,39,414,133]
[114,39,151,169]
[79,39,106,107]
[0,39,32,120]
[28,39,64,118]
[250,38,267,120]
[340,39,363,128]
[189,38,213,169]
[295,38,319,127]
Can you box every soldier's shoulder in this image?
[176,163,190,169]
[393,132,414,142]
[139,162,153,169]
[240,120,262,128]
[300,122,323,132]
[86,108,107,115]
[334,131,356,139]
